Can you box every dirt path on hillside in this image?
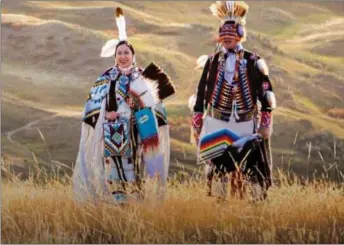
[4,115,59,145]
[3,109,82,146]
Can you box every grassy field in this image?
[1,164,344,244]
[2,1,344,241]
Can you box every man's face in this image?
[221,37,239,50]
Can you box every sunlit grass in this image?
[1,162,344,244]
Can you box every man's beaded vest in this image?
[208,50,255,122]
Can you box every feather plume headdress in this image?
[192,1,249,70]
[210,1,249,26]
[100,7,128,58]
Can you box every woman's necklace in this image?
[117,65,133,75]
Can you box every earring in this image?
[237,24,244,38]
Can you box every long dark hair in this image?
[115,40,135,56]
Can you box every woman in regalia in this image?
[72,8,175,203]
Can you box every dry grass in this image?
[2,2,344,242]
[2,164,344,244]
[328,108,344,119]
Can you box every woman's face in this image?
[115,44,133,68]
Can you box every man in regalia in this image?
[191,1,277,200]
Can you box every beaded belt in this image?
[206,106,255,123]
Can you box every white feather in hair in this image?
[100,7,128,58]
[116,7,127,41]
[100,39,119,58]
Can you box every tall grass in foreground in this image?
[1,162,344,244]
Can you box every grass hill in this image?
[1,1,344,180]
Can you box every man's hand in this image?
[192,112,203,144]
[105,111,118,121]
[258,111,272,139]
[258,127,271,139]
[193,129,201,145]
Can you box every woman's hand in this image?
[105,111,118,121]
[126,96,135,109]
